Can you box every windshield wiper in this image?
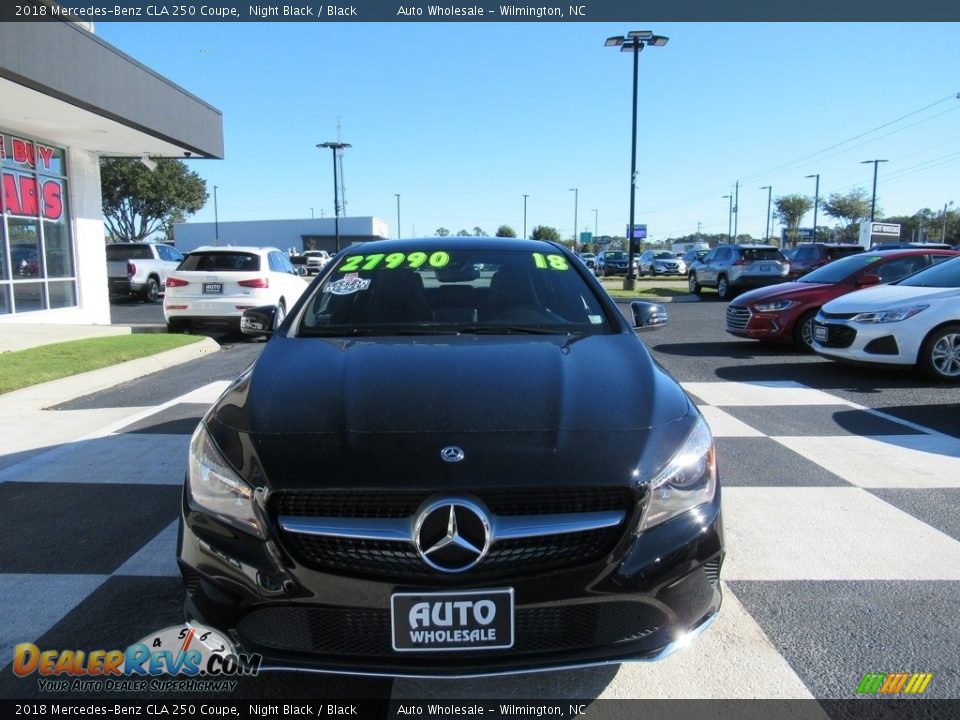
[457,326,576,336]
[299,326,457,337]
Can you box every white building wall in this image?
[173,217,389,253]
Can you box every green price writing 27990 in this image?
[338,251,451,272]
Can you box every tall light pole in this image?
[395,194,401,239]
[605,29,668,290]
[732,180,739,242]
[722,194,733,243]
[942,200,954,243]
[213,185,219,246]
[317,141,351,252]
[861,159,888,222]
[805,174,820,242]
[759,186,772,243]
[522,194,529,239]
[592,209,598,237]
[569,188,579,250]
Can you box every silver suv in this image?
[639,250,686,277]
[687,244,789,300]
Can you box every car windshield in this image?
[299,246,612,336]
[178,252,261,272]
[654,252,674,259]
[798,253,887,284]
[605,252,628,261]
[898,256,960,288]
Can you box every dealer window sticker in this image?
[323,273,371,295]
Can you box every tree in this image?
[435,227,450,237]
[472,226,487,237]
[456,229,471,236]
[774,194,813,247]
[495,225,517,238]
[530,225,561,242]
[821,189,872,242]
[100,158,207,242]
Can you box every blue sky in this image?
[97,22,960,243]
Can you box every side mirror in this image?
[241,305,278,338]
[631,301,668,331]
[857,273,881,287]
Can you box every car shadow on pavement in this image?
[651,341,800,361]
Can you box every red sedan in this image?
[725,248,960,350]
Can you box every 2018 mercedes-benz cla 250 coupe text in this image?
[177,238,723,677]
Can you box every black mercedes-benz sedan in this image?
[177,237,723,677]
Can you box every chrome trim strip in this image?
[493,511,626,540]
[279,509,626,543]
[278,516,410,542]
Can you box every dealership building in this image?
[0,19,223,324]
[173,216,390,255]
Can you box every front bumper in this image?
[725,305,796,344]
[178,486,724,677]
[813,320,913,366]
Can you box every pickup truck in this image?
[303,249,332,275]
[106,242,185,303]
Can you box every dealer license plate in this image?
[391,588,514,652]
[202,283,222,294]
[814,326,828,342]
[759,264,771,272]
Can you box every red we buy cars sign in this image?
[0,135,64,222]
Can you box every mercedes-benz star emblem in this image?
[440,446,465,463]
[414,499,491,573]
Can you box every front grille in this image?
[283,526,625,581]
[725,306,751,330]
[271,487,635,580]
[815,323,857,349]
[272,487,635,518]
[237,602,666,658]
[818,311,857,320]
[703,558,721,588]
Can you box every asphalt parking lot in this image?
[1,291,947,700]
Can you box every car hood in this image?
[823,284,960,312]
[732,281,832,306]
[207,333,695,490]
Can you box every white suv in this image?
[163,246,308,335]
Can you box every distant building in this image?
[0,17,222,324]
[173,217,390,255]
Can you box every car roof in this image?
[343,237,568,254]
[189,246,280,254]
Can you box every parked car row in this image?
[721,247,960,381]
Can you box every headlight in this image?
[187,423,264,538]
[852,304,929,323]
[638,416,717,533]
[753,300,795,312]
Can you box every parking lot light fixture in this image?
[523,194,529,239]
[861,159,888,222]
[805,174,820,242]
[569,188,579,251]
[760,186,772,243]
[317,142,351,252]
[605,30,669,290]
[722,194,733,243]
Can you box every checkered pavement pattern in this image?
[1,379,959,700]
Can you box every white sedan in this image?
[163,246,308,335]
[812,256,960,381]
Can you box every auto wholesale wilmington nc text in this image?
[396,5,580,17]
